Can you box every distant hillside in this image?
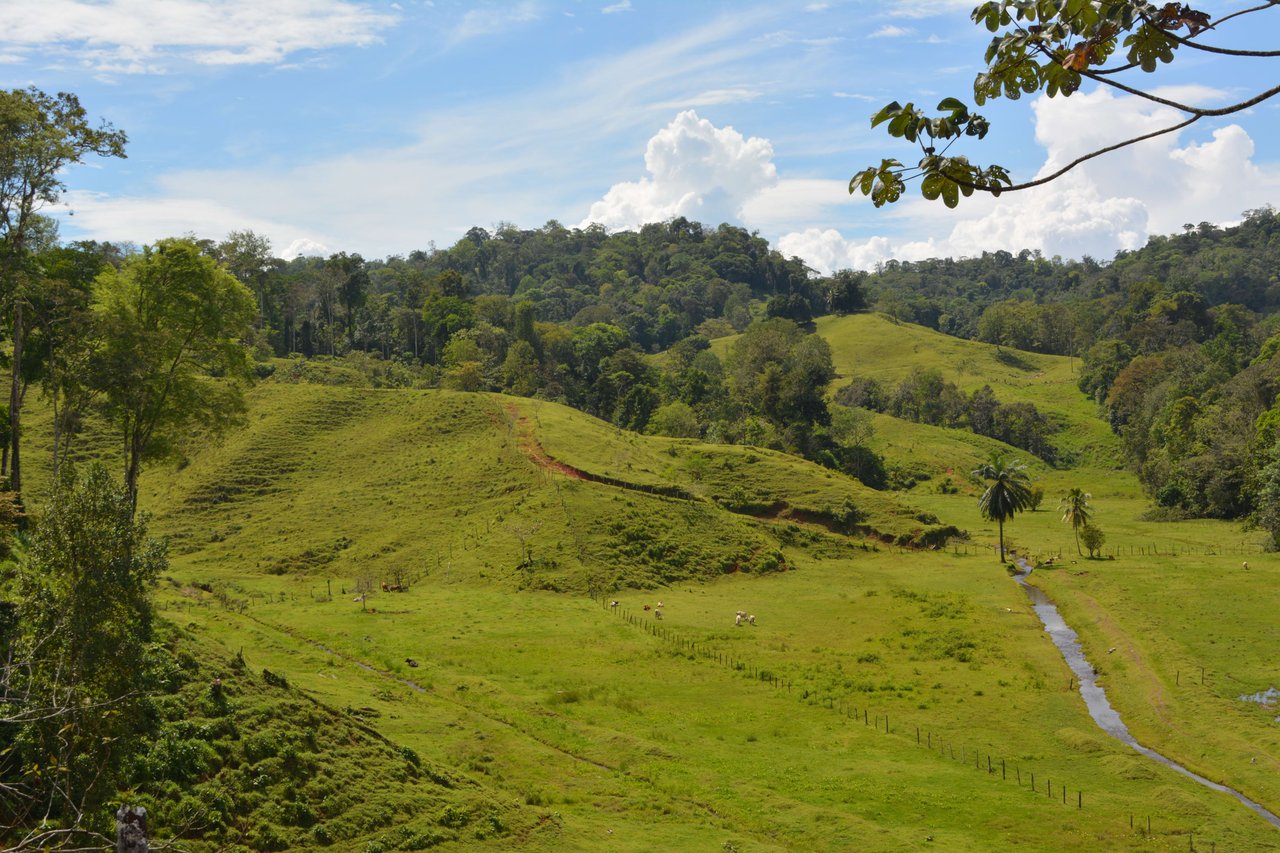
[814,313,1120,466]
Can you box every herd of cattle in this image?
[608,599,757,626]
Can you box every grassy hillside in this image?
[69,378,1264,849]
[10,356,1278,849]
[815,313,1119,465]
[708,312,1119,467]
[517,398,956,545]
[134,620,541,852]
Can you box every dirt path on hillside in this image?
[503,403,586,480]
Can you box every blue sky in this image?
[3,0,1279,271]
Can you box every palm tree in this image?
[973,451,1033,563]
[1059,488,1092,556]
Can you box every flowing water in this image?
[1013,561,1280,829]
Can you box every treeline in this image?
[207,218,863,364]
[836,370,1060,464]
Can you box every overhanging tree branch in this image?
[851,0,1279,208]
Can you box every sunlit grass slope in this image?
[102,377,1275,849]
[815,313,1119,465]
[137,383,805,591]
[156,537,1280,851]
[517,397,955,544]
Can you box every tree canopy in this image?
[0,88,126,496]
[92,238,257,505]
[851,1,1280,209]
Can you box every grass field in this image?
[11,315,1278,849]
[76,364,1268,849]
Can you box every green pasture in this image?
[520,397,946,542]
[1034,555,1280,818]
[813,313,1116,462]
[157,541,1279,851]
[99,373,1274,850]
[10,313,1278,849]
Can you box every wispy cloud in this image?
[805,2,829,10]
[869,25,913,38]
[0,0,397,72]
[887,0,975,19]
[57,8,798,254]
[449,2,540,45]
[602,0,633,13]
[832,91,876,101]
[652,87,762,110]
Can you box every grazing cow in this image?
[1243,561,1250,571]
[654,609,663,620]
[735,613,744,626]
[656,601,664,609]
[405,658,419,668]
[609,600,620,611]
[643,604,651,611]
[748,615,756,626]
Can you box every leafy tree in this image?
[0,88,126,496]
[1081,523,1107,558]
[851,1,1280,208]
[3,464,165,848]
[501,339,541,396]
[973,451,1033,562]
[92,238,256,507]
[648,400,700,438]
[420,295,475,364]
[30,243,110,478]
[1059,487,1093,555]
[215,229,274,319]
[823,269,868,314]
[329,251,369,348]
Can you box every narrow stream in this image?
[1013,561,1280,829]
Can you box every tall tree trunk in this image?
[997,516,1005,562]
[9,298,22,496]
[1073,524,1081,556]
[124,420,142,512]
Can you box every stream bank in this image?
[1012,557,1280,829]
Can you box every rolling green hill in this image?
[815,313,1119,465]
[9,337,1279,850]
[59,374,1265,850]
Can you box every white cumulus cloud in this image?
[780,88,1280,274]
[581,110,778,231]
